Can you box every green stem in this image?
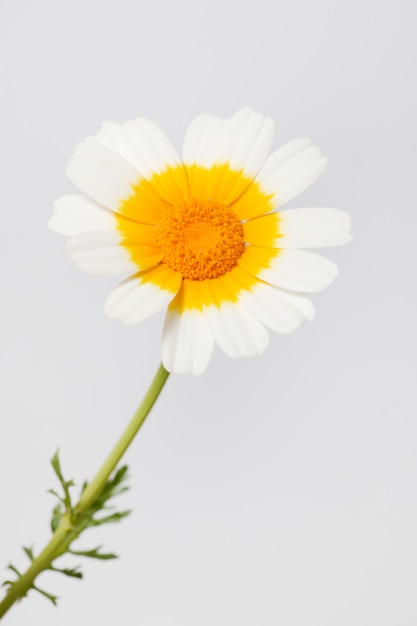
[0,363,170,621]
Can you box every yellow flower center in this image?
[155,199,245,280]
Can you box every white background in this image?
[0,0,416,624]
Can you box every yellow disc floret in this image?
[155,199,245,280]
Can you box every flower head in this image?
[49,108,351,374]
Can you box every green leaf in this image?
[69,546,118,560]
[49,450,75,513]
[32,584,58,606]
[23,546,35,562]
[1,461,131,608]
[47,488,64,502]
[50,450,65,484]
[7,565,21,577]
[2,580,14,588]
[50,565,83,580]
[50,504,64,532]
[90,510,131,527]
[96,466,130,505]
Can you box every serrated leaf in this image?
[7,564,21,577]
[2,580,14,588]
[50,566,83,580]
[50,450,64,483]
[33,584,58,605]
[105,485,129,498]
[23,546,35,562]
[0,461,132,608]
[109,466,128,483]
[50,503,64,532]
[69,547,118,560]
[47,488,63,501]
[90,510,130,526]
[98,466,129,503]
[49,450,76,515]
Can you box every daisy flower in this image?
[49,108,351,375]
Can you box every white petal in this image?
[237,281,314,333]
[277,208,353,248]
[223,108,275,176]
[256,141,327,207]
[183,108,274,177]
[49,195,116,236]
[276,289,316,321]
[92,118,180,172]
[277,158,327,205]
[90,118,187,204]
[240,249,338,293]
[204,300,269,358]
[162,309,214,375]
[66,231,141,275]
[182,114,227,168]
[258,138,312,177]
[105,267,181,325]
[67,141,140,212]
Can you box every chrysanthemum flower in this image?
[49,108,351,374]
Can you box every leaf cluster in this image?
[2,451,131,606]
